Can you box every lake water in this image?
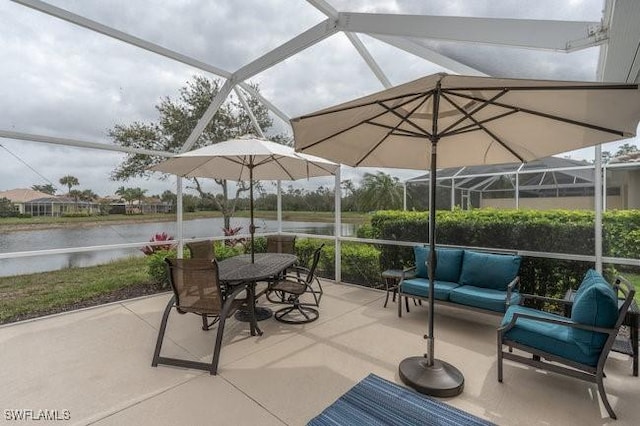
[0,217,357,277]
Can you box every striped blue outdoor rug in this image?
[308,374,495,426]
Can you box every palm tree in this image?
[31,184,57,195]
[59,175,79,195]
[359,172,403,211]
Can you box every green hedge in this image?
[370,209,640,298]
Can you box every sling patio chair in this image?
[152,257,253,375]
[497,269,636,419]
[266,243,324,324]
[186,240,215,260]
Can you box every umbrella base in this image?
[234,306,273,322]
[399,356,464,397]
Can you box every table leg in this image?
[632,318,638,377]
[236,283,263,336]
[384,278,393,308]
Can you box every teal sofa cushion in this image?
[571,271,618,355]
[449,285,521,313]
[401,278,459,301]
[459,251,521,291]
[502,305,600,366]
[413,246,464,282]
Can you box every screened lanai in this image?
[2,1,640,425]
[405,155,640,211]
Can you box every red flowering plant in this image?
[222,226,246,248]
[141,232,176,255]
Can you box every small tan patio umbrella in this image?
[292,72,640,397]
[151,135,339,263]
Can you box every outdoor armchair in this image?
[152,258,252,375]
[497,270,635,419]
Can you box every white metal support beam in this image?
[344,32,392,88]
[338,12,603,52]
[232,19,339,83]
[307,0,392,88]
[234,87,265,138]
[598,0,640,82]
[180,79,235,152]
[181,18,338,151]
[0,130,174,157]
[372,35,487,76]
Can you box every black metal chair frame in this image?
[266,244,324,324]
[497,276,635,419]
[152,258,256,375]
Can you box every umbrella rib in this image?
[376,93,433,137]
[439,89,509,135]
[296,90,433,120]
[448,91,629,137]
[298,93,429,152]
[441,110,519,137]
[269,155,296,180]
[355,94,432,167]
[365,121,429,138]
[441,93,525,163]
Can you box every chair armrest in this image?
[398,266,416,287]
[402,266,416,280]
[505,276,520,306]
[499,312,617,336]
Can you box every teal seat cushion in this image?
[459,250,521,291]
[400,278,459,301]
[449,285,520,313]
[571,272,618,356]
[502,305,600,366]
[413,246,464,282]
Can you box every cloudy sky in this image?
[1,0,637,197]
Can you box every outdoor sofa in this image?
[398,247,522,317]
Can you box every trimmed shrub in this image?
[370,209,640,298]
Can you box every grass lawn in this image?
[626,273,640,304]
[0,257,160,324]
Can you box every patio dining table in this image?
[218,253,298,335]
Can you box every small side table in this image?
[381,269,416,308]
[564,289,639,377]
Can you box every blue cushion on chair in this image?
[449,285,520,313]
[571,272,618,356]
[413,246,464,282]
[401,278,459,301]
[502,305,600,366]
[574,269,604,299]
[459,250,521,291]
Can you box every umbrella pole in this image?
[250,166,255,263]
[399,82,464,398]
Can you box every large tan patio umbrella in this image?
[291,72,640,397]
[151,135,338,263]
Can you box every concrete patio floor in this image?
[1,281,638,425]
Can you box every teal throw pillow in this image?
[458,250,521,290]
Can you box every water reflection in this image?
[0,218,357,277]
